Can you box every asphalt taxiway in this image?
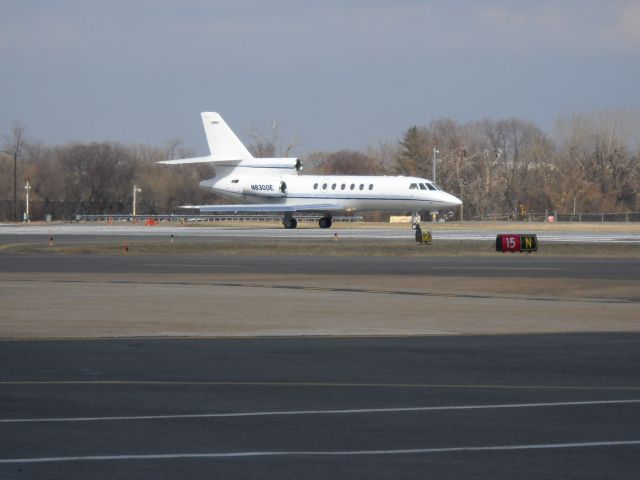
[1,252,640,279]
[1,335,640,479]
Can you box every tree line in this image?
[0,132,216,220]
[1,109,638,221]
[308,109,640,219]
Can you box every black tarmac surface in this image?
[2,334,640,479]
[2,253,640,281]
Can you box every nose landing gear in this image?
[410,211,421,230]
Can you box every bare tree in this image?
[365,141,398,174]
[247,120,298,158]
[314,150,383,175]
[554,110,640,212]
[1,121,27,220]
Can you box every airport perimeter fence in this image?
[472,211,640,222]
[0,200,365,223]
[0,200,126,222]
[2,199,640,223]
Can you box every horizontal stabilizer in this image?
[180,203,345,213]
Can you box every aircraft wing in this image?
[180,203,345,213]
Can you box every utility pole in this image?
[132,185,142,216]
[24,181,31,222]
[432,146,439,183]
[13,150,17,222]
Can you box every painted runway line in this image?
[2,440,640,464]
[2,399,639,424]
[4,380,640,390]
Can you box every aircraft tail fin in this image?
[201,112,254,160]
[158,112,300,177]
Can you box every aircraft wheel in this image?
[319,217,332,229]
[283,217,297,229]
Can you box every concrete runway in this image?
[1,335,640,479]
[3,222,640,243]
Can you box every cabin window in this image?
[350,184,355,190]
[322,183,328,190]
[426,183,437,191]
[368,184,373,190]
[313,183,318,190]
[419,183,428,190]
[409,183,418,189]
[359,184,364,190]
[341,184,346,190]
[231,179,239,184]
[332,183,337,190]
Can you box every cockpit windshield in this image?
[412,181,441,191]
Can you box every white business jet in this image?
[159,112,462,229]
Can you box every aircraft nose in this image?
[445,193,462,207]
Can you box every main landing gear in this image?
[282,215,332,229]
[318,216,332,229]
[283,215,298,229]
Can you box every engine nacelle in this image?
[238,158,302,173]
[241,178,288,197]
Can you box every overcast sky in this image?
[2,1,639,155]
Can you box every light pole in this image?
[24,181,31,222]
[0,150,17,222]
[132,185,142,217]
[459,181,466,222]
[432,146,439,184]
